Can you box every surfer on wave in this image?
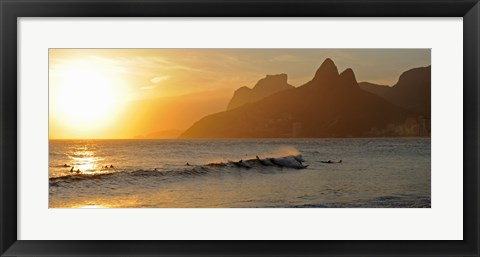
[321,160,342,164]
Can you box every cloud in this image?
[151,75,170,84]
[140,85,157,90]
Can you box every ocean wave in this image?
[207,154,307,169]
[49,154,308,187]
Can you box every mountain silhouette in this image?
[357,82,390,99]
[359,66,431,117]
[180,59,424,138]
[227,74,294,110]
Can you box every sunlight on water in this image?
[79,205,107,209]
[49,139,431,208]
[59,196,143,208]
[70,149,102,172]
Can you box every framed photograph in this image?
[1,0,479,256]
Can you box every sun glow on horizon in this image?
[49,48,431,139]
[50,60,128,138]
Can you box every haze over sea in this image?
[49,138,430,208]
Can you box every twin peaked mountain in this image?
[180,58,430,138]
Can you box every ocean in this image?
[49,138,431,208]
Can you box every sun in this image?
[51,61,124,137]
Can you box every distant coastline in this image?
[180,59,430,139]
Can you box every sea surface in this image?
[49,138,431,208]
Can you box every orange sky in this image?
[49,49,430,139]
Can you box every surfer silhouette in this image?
[321,160,342,164]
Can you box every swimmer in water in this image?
[321,160,342,164]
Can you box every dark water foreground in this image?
[49,138,430,208]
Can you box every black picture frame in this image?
[1,0,479,256]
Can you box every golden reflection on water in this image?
[51,195,142,208]
[68,148,105,173]
[79,205,107,209]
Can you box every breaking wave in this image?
[49,154,308,187]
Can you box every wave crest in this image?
[49,154,308,187]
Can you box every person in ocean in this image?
[321,160,342,164]
[70,167,74,172]
[186,162,190,166]
[110,165,114,168]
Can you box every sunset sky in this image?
[49,49,430,139]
